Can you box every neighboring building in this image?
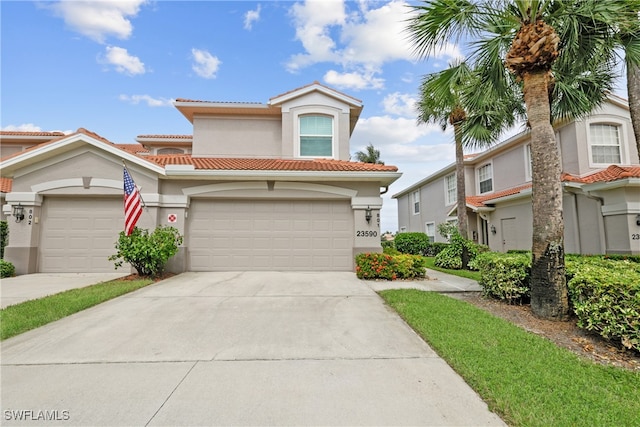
[1,82,401,274]
[394,95,640,255]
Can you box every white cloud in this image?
[191,48,221,79]
[244,4,261,30]
[2,123,43,132]
[286,0,462,89]
[324,69,384,90]
[102,46,145,75]
[382,92,418,117]
[118,94,174,107]
[47,0,147,44]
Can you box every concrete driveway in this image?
[1,272,504,426]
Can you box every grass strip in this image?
[380,289,640,427]
[1,278,153,340]
[424,256,481,281]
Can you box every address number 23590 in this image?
[356,230,378,237]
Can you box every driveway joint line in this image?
[145,360,198,427]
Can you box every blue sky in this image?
[1,1,628,233]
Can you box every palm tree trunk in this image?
[627,61,640,162]
[522,71,569,321]
[454,123,469,269]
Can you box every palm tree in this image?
[416,61,523,268]
[354,143,384,164]
[407,0,639,320]
[618,4,640,161]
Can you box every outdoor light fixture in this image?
[491,225,497,234]
[365,206,372,224]
[13,204,25,223]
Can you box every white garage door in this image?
[40,197,124,272]
[188,200,353,271]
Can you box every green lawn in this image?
[0,278,154,340]
[424,256,481,281]
[380,289,640,427]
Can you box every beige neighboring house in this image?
[1,82,401,274]
[394,95,640,255]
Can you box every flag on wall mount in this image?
[123,166,143,236]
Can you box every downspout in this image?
[380,186,389,195]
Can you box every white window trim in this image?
[476,162,493,195]
[425,221,435,242]
[586,119,627,167]
[412,190,420,215]
[293,107,339,159]
[524,144,532,182]
[444,173,457,206]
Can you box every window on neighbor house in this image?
[157,148,185,154]
[590,124,621,164]
[300,115,333,157]
[445,174,457,205]
[425,222,435,242]
[478,164,493,194]
[412,190,420,214]
[525,144,532,181]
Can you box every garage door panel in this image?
[40,198,124,273]
[188,200,353,271]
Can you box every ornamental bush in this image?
[394,232,429,255]
[567,258,640,352]
[0,220,8,259]
[355,252,426,280]
[473,252,531,304]
[109,226,183,278]
[0,259,15,278]
[434,230,484,270]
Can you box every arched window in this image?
[589,124,621,164]
[157,148,185,155]
[299,115,333,157]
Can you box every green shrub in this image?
[0,220,7,259]
[425,242,448,257]
[567,258,640,352]
[394,232,429,255]
[109,226,183,278]
[434,230,481,270]
[0,259,15,278]
[355,253,426,280]
[473,252,531,303]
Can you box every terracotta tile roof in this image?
[136,134,192,139]
[113,143,149,154]
[0,131,65,137]
[0,177,12,193]
[270,81,363,104]
[145,155,398,172]
[562,165,640,184]
[467,183,533,207]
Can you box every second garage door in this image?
[188,200,353,271]
[39,197,125,272]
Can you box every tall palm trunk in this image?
[453,121,469,268]
[628,62,640,162]
[523,71,569,320]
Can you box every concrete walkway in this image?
[0,271,503,426]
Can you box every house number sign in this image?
[28,209,33,226]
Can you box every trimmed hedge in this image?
[0,259,15,278]
[472,252,531,303]
[355,252,426,280]
[394,232,429,255]
[475,252,640,352]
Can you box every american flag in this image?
[123,167,143,236]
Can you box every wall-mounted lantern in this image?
[365,206,372,224]
[490,225,497,235]
[13,204,25,223]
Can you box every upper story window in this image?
[157,148,185,154]
[412,190,420,214]
[478,164,493,194]
[589,123,621,164]
[299,115,333,157]
[525,144,533,181]
[445,174,457,205]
